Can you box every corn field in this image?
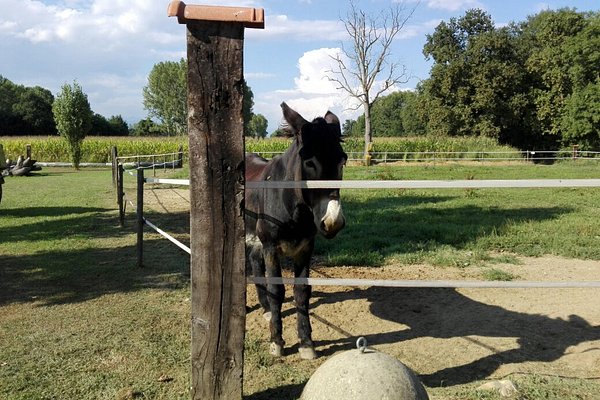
[1,135,522,163]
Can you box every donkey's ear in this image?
[324,111,342,137]
[324,111,340,126]
[281,102,308,136]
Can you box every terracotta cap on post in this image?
[167,1,264,28]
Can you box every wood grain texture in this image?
[186,20,246,400]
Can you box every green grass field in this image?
[1,162,599,399]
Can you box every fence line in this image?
[253,149,600,163]
[118,165,600,288]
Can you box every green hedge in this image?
[1,135,521,163]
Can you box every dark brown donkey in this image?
[245,102,347,359]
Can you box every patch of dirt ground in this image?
[246,256,600,390]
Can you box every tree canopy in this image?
[344,8,599,151]
[142,59,187,136]
[0,76,56,136]
[417,7,600,150]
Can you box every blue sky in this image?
[0,0,597,133]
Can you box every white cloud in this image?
[247,15,346,41]
[253,48,365,132]
[1,0,168,45]
[294,48,340,95]
[424,0,483,11]
[245,72,277,79]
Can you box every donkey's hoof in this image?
[262,311,272,322]
[298,346,317,360]
[269,342,284,357]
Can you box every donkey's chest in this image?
[245,233,312,259]
[276,238,312,258]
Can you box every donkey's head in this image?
[281,102,347,239]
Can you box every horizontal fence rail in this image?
[247,179,600,189]
[247,276,600,289]
[144,177,600,190]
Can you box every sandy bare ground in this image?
[143,187,600,389]
[246,256,600,388]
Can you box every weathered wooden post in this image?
[167,2,264,399]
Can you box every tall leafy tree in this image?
[108,115,129,136]
[242,80,255,137]
[247,113,268,138]
[342,119,356,136]
[0,76,56,135]
[560,82,600,149]
[422,9,535,148]
[143,58,187,135]
[52,81,92,169]
[523,9,588,137]
[400,90,426,136]
[143,59,255,136]
[0,77,22,135]
[130,118,161,137]
[13,86,56,135]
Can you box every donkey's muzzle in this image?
[319,199,345,239]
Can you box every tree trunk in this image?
[363,101,373,165]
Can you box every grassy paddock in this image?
[316,161,600,270]
[1,163,599,399]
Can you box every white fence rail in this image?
[145,177,600,190]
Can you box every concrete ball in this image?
[301,348,429,400]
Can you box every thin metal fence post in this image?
[137,168,144,268]
[118,164,125,227]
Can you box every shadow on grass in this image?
[307,287,600,388]
[244,383,305,400]
[1,206,108,218]
[0,208,190,307]
[316,194,572,262]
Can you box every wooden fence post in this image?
[168,2,264,399]
[177,145,184,168]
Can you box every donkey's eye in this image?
[305,160,317,169]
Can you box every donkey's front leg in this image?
[294,245,317,360]
[263,246,285,356]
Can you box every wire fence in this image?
[252,149,600,164]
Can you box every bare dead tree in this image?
[327,0,417,163]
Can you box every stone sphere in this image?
[301,348,429,400]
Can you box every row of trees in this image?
[343,8,600,151]
[0,76,131,137]
[1,66,267,139]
